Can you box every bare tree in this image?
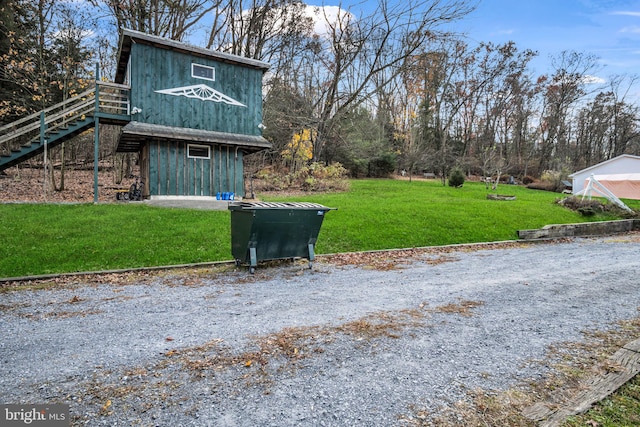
[409,39,535,183]
[536,50,599,172]
[573,78,640,170]
[605,74,640,159]
[90,0,220,41]
[471,43,537,182]
[206,0,313,64]
[505,73,541,177]
[47,4,93,191]
[287,0,475,161]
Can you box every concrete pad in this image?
[144,195,233,211]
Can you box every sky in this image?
[460,0,640,81]
[309,0,640,98]
[116,0,640,99]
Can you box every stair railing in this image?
[0,88,96,156]
[0,88,93,148]
[0,81,130,157]
[96,81,131,116]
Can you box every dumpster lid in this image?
[229,202,335,210]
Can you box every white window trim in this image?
[191,63,215,82]
[187,144,211,159]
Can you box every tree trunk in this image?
[48,150,57,192]
[59,143,65,191]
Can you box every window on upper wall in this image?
[187,144,211,159]
[192,63,215,82]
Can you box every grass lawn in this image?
[0,179,637,278]
[0,203,231,278]
[562,374,640,426]
[265,179,636,254]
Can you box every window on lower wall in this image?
[187,144,211,159]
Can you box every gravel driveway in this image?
[1,234,640,426]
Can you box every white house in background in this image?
[569,154,640,200]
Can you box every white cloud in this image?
[305,5,354,37]
[611,11,640,17]
[581,74,606,84]
[619,25,640,33]
[233,4,351,39]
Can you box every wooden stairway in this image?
[0,82,131,172]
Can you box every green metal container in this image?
[229,202,336,273]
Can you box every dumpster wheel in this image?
[233,260,256,274]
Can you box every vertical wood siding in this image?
[130,43,263,136]
[128,41,260,198]
[148,140,244,197]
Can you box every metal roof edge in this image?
[120,29,270,70]
[120,121,271,149]
[568,154,640,178]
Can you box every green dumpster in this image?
[229,202,336,273]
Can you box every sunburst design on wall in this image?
[155,84,246,107]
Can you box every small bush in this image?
[448,167,465,188]
[557,196,636,217]
[541,170,561,184]
[368,153,397,178]
[558,196,603,212]
[521,175,535,185]
[255,162,350,192]
[577,206,596,216]
[526,182,557,192]
[348,159,368,178]
[540,168,571,192]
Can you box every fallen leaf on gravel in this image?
[99,399,112,415]
[434,300,485,317]
[425,255,459,265]
[320,243,531,270]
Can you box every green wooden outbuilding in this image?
[114,29,271,199]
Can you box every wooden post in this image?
[93,63,100,203]
[41,112,47,201]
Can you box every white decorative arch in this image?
[155,84,246,107]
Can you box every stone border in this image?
[518,219,640,240]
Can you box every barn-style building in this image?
[114,29,271,199]
[570,154,640,200]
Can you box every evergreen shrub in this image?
[448,167,465,187]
